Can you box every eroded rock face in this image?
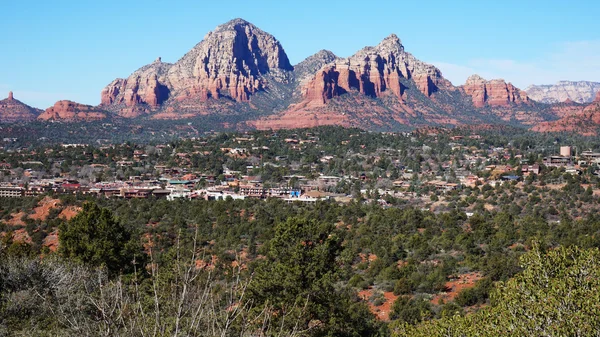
[101,58,172,117]
[38,101,107,121]
[462,75,529,107]
[101,18,293,116]
[0,92,42,122]
[301,34,449,105]
[526,81,600,104]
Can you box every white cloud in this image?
[430,40,600,89]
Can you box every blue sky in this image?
[2,0,599,108]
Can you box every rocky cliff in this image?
[0,92,43,122]
[253,34,484,130]
[461,75,529,107]
[300,34,451,105]
[38,101,108,121]
[101,18,293,117]
[101,58,172,118]
[526,81,600,104]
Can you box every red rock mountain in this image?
[254,35,499,130]
[0,92,43,122]
[531,95,600,135]
[461,75,529,107]
[97,19,559,131]
[101,18,293,118]
[301,34,451,105]
[3,18,599,135]
[38,101,108,121]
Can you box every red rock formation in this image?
[101,19,292,116]
[531,97,600,135]
[299,34,448,106]
[595,91,600,102]
[38,101,107,121]
[0,92,42,122]
[462,75,529,107]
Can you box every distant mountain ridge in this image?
[3,18,600,135]
[526,81,600,104]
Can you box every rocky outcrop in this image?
[0,92,42,122]
[293,50,339,85]
[38,101,108,121]
[526,81,600,104]
[101,58,173,117]
[299,34,450,106]
[462,75,529,107]
[101,18,293,116]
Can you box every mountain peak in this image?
[376,33,404,52]
[465,74,486,84]
[225,17,251,25]
[383,33,401,44]
[214,18,256,32]
[7,91,13,100]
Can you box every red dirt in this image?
[30,197,61,221]
[359,253,378,263]
[58,206,82,220]
[12,228,32,244]
[430,272,483,305]
[359,288,399,321]
[42,230,59,252]
[8,211,26,226]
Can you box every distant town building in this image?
[560,146,572,157]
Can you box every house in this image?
[425,180,460,191]
[521,164,540,175]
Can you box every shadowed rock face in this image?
[38,101,107,121]
[0,92,42,122]
[101,18,293,116]
[461,75,529,108]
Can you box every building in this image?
[543,156,571,167]
[580,151,600,164]
[560,146,572,157]
[521,164,540,175]
[0,185,24,198]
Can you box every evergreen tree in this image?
[59,202,140,275]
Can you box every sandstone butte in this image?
[461,75,529,108]
[0,91,42,122]
[300,34,450,105]
[38,100,108,121]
